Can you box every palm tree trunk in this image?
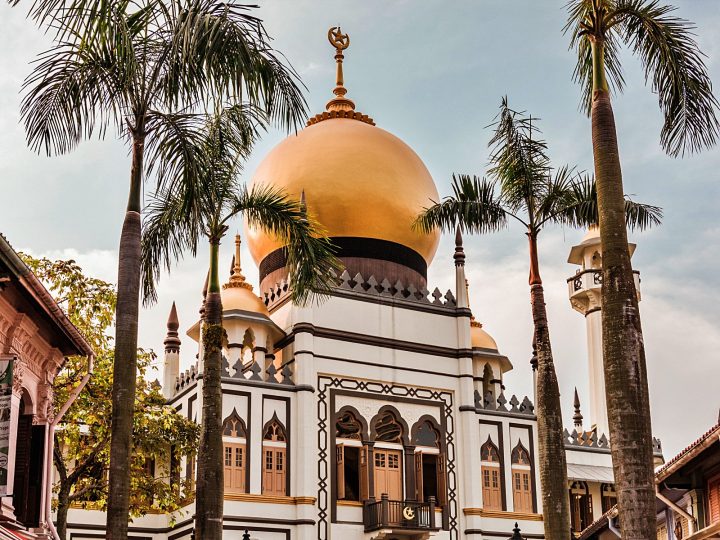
[106,131,144,540]
[590,37,655,540]
[528,233,570,540]
[195,239,225,540]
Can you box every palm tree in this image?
[19,3,307,538]
[141,107,339,539]
[564,1,718,535]
[416,99,661,540]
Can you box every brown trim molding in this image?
[291,322,473,359]
[465,529,544,538]
[463,508,543,521]
[336,500,364,507]
[223,493,316,505]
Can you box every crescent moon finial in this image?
[328,26,350,51]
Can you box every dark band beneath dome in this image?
[259,237,428,282]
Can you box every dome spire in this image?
[224,234,253,291]
[306,27,375,126]
[326,26,355,113]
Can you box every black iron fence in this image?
[363,495,439,532]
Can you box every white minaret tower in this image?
[567,226,641,436]
[162,301,181,399]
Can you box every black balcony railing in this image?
[363,495,440,532]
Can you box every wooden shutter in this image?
[13,415,33,524]
[586,493,594,527]
[223,446,233,489]
[274,448,286,495]
[360,445,369,501]
[336,444,345,500]
[262,447,273,494]
[436,453,447,506]
[415,452,423,502]
[709,477,720,524]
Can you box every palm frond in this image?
[624,196,663,230]
[160,0,307,131]
[487,97,550,212]
[20,39,124,155]
[535,165,580,227]
[414,174,509,234]
[560,174,663,230]
[612,0,719,156]
[235,185,341,305]
[141,185,204,305]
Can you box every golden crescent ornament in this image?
[328,26,350,51]
[403,506,415,520]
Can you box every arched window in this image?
[222,410,247,494]
[262,415,287,496]
[411,418,447,506]
[511,442,533,513]
[482,364,494,402]
[336,410,363,440]
[601,483,617,513]
[374,411,403,443]
[481,437,502,511]
[569,481,593,533]
[335,409,365,502]
[370,409,405,501]
[222,409,247,438]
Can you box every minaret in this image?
[454,227,469,309]
[567,226,640,436]
[163,302,181,399]
[573,388,584,430]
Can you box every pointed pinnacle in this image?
[167,301,179,331]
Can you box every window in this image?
[601,483,617,514]
[262,416,287,496]
[222,410,247,495]
[374,449,402,500]
[374,411,403,443]
[411,419,446,506]
[569,481,593,533]
[336,411,362,440]
[708,475,720,524]
[336,410,365,502]
[511,442,533,513]
[481,437,502,510]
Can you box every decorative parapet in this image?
[174,361,199,394]
[563,428,663,457]
[262,269,458,312]
[473,390,535,417]
[221,353,295,386]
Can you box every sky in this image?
[0,0,718,459]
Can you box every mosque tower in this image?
[567,226,641,436]
[162,301,181,399]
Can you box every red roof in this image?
[656,422,720,480]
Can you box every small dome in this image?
[471,320,498,351]
[221,284,268,315]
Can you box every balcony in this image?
[567,269,641,298]
[363,495,441,536]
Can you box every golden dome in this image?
[244,27,440,278]
[222,236,269,316]
[471,320,498,351]
[245,119,440,267]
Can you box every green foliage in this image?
[415,98,662,236]
[565,0,719,156]
[140,107,341,306]
[20,254,199,516]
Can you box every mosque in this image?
[63,27,664,540]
